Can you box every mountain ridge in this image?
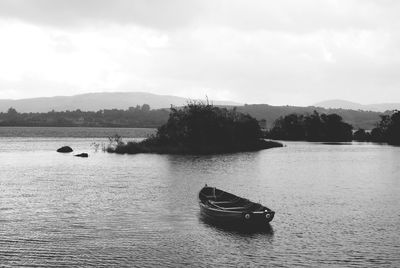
[314,99,400,112]
[0,92,241,113]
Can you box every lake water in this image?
[0,127,399,267]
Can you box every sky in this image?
[0,0,399,106]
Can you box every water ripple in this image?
[0,135,399,267]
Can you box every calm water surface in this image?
[0,127,399,267]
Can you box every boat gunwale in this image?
[199,187,274,214]
[200,202,271,215]
[199,202,247,214]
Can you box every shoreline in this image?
[107,139,284,155]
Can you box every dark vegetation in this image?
[236,104,382,130]
[3,102,399,146]
[0,104,384,130]
[267,111,353,142]
[267,110,400,145]
[353,129,371,142]
[107,102,283,154]
[0,106,169,128]
[368,111,400,145]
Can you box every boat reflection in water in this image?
[199,213,274,235]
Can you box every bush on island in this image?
[108,101,283,154]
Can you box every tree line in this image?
[266,111,353,141]
[1,104,399,146]
[353,111,400,145]
[266,110,400,145]
[0,105,169,128]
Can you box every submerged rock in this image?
[57,146,73,153]
[75,153,89,158]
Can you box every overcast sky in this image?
[0,0,399,106]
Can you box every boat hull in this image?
[198,186,275,224]
[200,203,275,224]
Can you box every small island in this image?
[107,102,283,154]
[266,111,353,142]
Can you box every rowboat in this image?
[198,185,275,224]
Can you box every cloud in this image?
[1,0,399,32]
[0,0,205,30]
[0,0,399,105]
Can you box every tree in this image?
[370,127,385,142]
[323,113,353,142]
[141,104,151,112]
[156,102,262,150]
[386,111,400,145]
[304,111,325,141]
[353,129,371,141]
[269,111,353,142]
[5,107,19,123]
[269,114,305,140]
[370,111,400,144]
[7,107,18,114]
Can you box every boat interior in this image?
[199,186,267,212]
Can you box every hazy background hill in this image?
[314,99,400,112]
[0,92,241,113]
[0,92,386,130]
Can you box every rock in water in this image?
[57,146,73,153]
[75,153,89,158]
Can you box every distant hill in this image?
[0,92,385,130]
[315,99,400,112]
[0,92,241,113]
